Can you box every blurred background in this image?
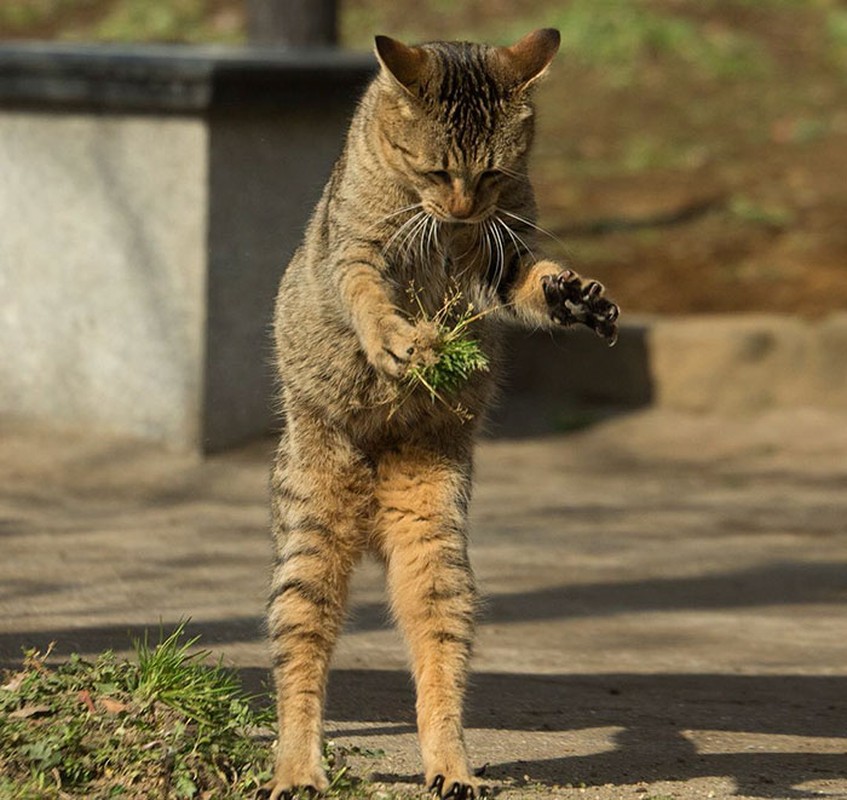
[3,0,846,316]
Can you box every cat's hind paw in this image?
[430,774,487,799]
[256,783,321,800]
[541,270,620,345]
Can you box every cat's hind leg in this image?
[263,418,372,800]
[374,445,479,799]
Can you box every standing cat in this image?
[263,29,618,800]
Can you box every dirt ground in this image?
[3,0,846,316]
[2,408,846,800]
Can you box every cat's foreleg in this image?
[263,422,370,800]
[374,446,479,799]
[336,255,440,377]
[503,258,620,344]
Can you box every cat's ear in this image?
[374,35,429,95]
[495,28,561,90]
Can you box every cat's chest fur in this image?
[389,222,500,319]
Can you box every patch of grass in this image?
[827,7,847,70]
[343,0,768,83]
[728,196,794,228]
[402,288,490,421]
[87,0,241,43]
[0,0,100,34]
[703,0,812,7]
[0,623,370,799]
[0,0,243,42]
[538,0,768,84]
[618,134,712,174]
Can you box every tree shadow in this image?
[312,668,846,800]
[343,559,847,633]
[0,616,265,669]
[6,557,843,667]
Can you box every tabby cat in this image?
[263,29,618,800]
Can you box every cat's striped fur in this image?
[263,29,618,800]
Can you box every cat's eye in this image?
[425,170,451,183]
[479,169,501,183]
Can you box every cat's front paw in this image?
[541,270,620,345]
[370,316,439,379]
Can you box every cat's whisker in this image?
[375,202,424,227]
[490,218,506,291]
[430,217,442,259]
[479,224,491,276]
[401,211,431,262]
[425,216,438,265]
[384,210,426,256]
[495,215,535,264]
[383,210,422,251]
[483,219,496,287]
[497,166,531,185]
[395,220,417,260]
[451,224,478,279]
[414,214,433,258]
[417,214,430,267]
[482,219,498,289]
[496,207,563,246]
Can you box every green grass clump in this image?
[89,0,242,44]
[403,290,490,420]
[0,623,275,799]
[546,0,768,83]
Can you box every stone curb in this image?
[494,313,847,435]
[646,313,847,414]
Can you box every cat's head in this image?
[372,29,560,224]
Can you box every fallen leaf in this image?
[9,704,52,719]
[99,697,128,714]
[77,689,97,714]
[1,672,27,692]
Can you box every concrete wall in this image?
[0,44,372,451]
[203,104,352,449]
[0,112,208,444]
[488,313,847,436]
[648,314,847,414]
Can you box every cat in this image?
[262,29,618,800]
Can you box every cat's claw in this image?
[541,270,620,346]
[430,775,481,799]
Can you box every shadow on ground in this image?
[321,669,844,800]
[5,557,844,664]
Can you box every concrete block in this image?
[647,314,846,414]
[0,44,374,451]
[0,113,208,445]
[491,321,652,436]
[810,313,847,410]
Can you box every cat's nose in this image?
[449,194,475,219]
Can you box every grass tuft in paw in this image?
[401,285,491,421]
